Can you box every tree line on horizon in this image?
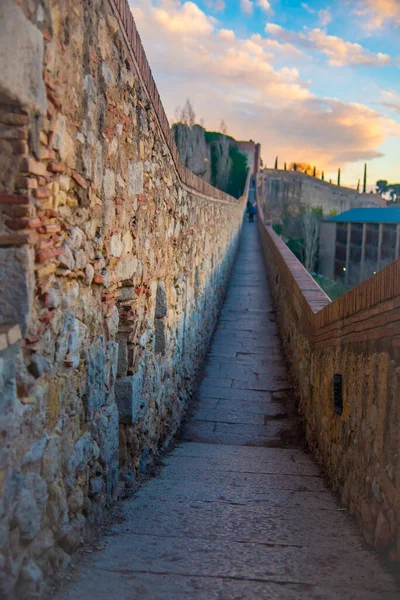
[375,180,400,203]
[271,157,369,194]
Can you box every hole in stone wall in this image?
[333,374,343,415]
[154,281,167,357]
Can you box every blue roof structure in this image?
[328,207,400,224]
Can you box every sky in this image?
[129,0,400,190]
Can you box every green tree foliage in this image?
[363,163,367,193]
[286,237,304,262]
[337,168,341,186]
[204,130,247,197]
[272,223,283,235]
[388,184,400,203]
[321,171,324,181]
[376,180,389,195]
[173,101,248,198]
[300,206,323,273]
[284,162,287,170]
[313,275,351,301]
[357,179,360,192]
[289,163,320,176]
[227,144,248,199]
[374,180,400,202]
[274,156,278,169]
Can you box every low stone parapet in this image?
[257,199,400,564]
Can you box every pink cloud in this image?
[130,0,399,171]
[241,0,253,15]
[318,9,332,27]
[354,0,400,29]
[382,91,400,114]
[265,23,392,67]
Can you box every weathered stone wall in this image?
[257,201,400,565]
[258,169,384,222]
[172,124,212,182]
[0,1,246,597]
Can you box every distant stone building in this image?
[258,169,385,222]
[319,207,400,285]
[237,140,261,175]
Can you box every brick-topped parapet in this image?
[109,0,237,205]
[257,196,400,564]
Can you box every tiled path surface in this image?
[57,223,399,599]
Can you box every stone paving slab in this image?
[204,362,288,377]
[56,571,400,600]
[58,533,397,592]
[199,386,283,401]
[210,342,282,355]
[56,223,399,599]
[194,396,286,416]
[134,480,342,511]
[193,407,278,424]
[201,377,291,394]
[182,420,288,446]
[171,442,315,463]
[156,464,330,493]
[112,499,363,547]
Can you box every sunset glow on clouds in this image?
[129,0,400,187]
[354,0,400,30]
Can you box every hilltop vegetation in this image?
[172,100,248,199]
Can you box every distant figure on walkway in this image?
[247,200,257,223]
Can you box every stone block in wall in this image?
[56,514,86,555]
[128,162,143,197]
[91,404,119,505]
[55,313,87,369]
[155,281,168,318]
[0,347,18,415]
[65,432,100,492]
[13,472,48,543]
[116,334,129,378]
[154,318,166,356]
[0,2,46,114]
[86,337,105,420]
[0,247,33,336]
[115,367,146,424]
[105,341,119,403]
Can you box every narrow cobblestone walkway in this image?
[57,223,399,599]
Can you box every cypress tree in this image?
[322,171,325,181]
[337,168,341,186]
[313,166,316,177]
[284,162,287,170]
[329,179,332,184]
[275,156,278,169]
[293,163,297,171]
[363,163,367,193]
[357,179,360,192]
